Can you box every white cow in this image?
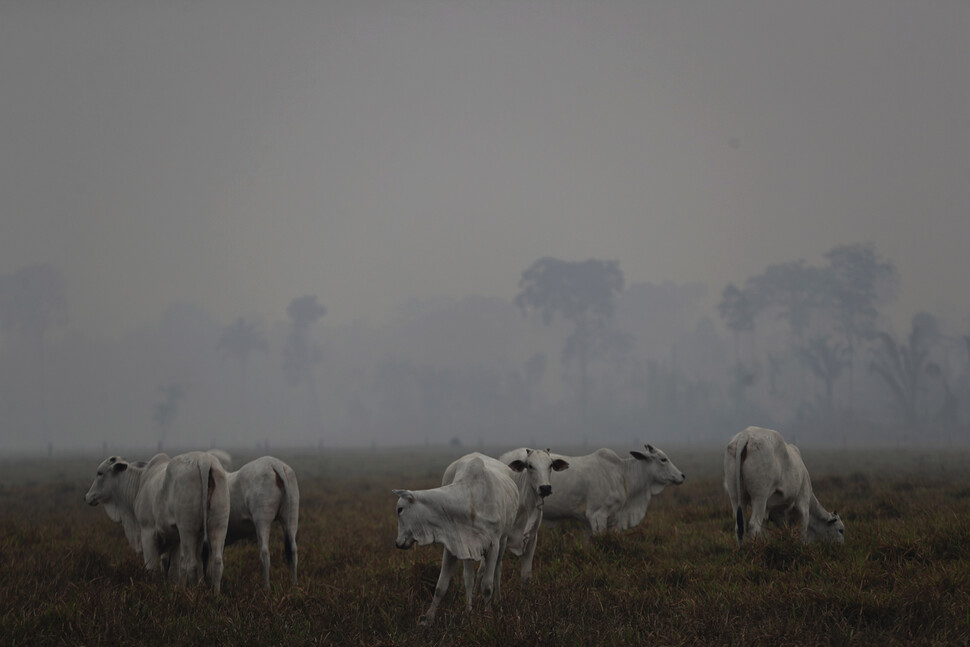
[85,451,231,593]
[487,448,569,584]
[393,453,519,625]
[521,445,685,534]
[207,449,233,472]
[223,456,300,588]
[724,426,845,545]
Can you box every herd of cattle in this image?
[84,425,844,624]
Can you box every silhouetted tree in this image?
[283,296,326,437]
[515,258,625,429]
[217,316,267,409]
[869,313,942,441]
[0,264,67,447]
[717,283,756,365]
[747,260,827,346]
[798,334,848,415]
[824,243,898,415]
[746,260,829,399]
[283,296,326,387]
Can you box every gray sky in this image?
[3,0,969,339]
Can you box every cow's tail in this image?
[735,434,749,544]
[273,462,298,568]
[199,460,212,575]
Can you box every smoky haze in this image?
[2,1,969,453]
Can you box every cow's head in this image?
[392,489,418,549]
[84,456,128,507]
[631,444,686,489]
[507,448,569,499]
[811,511,846,544]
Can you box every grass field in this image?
[2,445,969,646]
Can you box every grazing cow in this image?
[724,426,845,545]
[223,456,300,588]
[85,451,230,593]
[393,453,519,625]
[527,445,685,534]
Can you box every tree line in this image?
[1,243,968,452]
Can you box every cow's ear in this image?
[112,462,128,474]
[392,489,415,503]
[829,512,840,523]
[552,459,570,472]
[630,451,649,461]
[645,444,656,453]
[507,460,526,472]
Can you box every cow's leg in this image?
[255,518,273,589]
[420,549,459,626]
[140,529,160,571]
[747,495,770,540]
[792,502,811,543]
[462,558,476,612]
[164,547,182,583]
[519,532,537,584]
[283,519,298,586]
[491,536,508,604]
[179,531,200,587]
[588,509,610,535]
[478,543,502,607]
[207,514,228,595]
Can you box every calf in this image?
[394,453,519,625]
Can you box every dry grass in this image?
[1,448,969,646]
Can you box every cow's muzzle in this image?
[539,485,552,498]
[395,538,415,550]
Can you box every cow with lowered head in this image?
[85,451,230,593]
[724,426,845,545]
[393,453,520,625]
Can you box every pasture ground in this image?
[1,445,969,646]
